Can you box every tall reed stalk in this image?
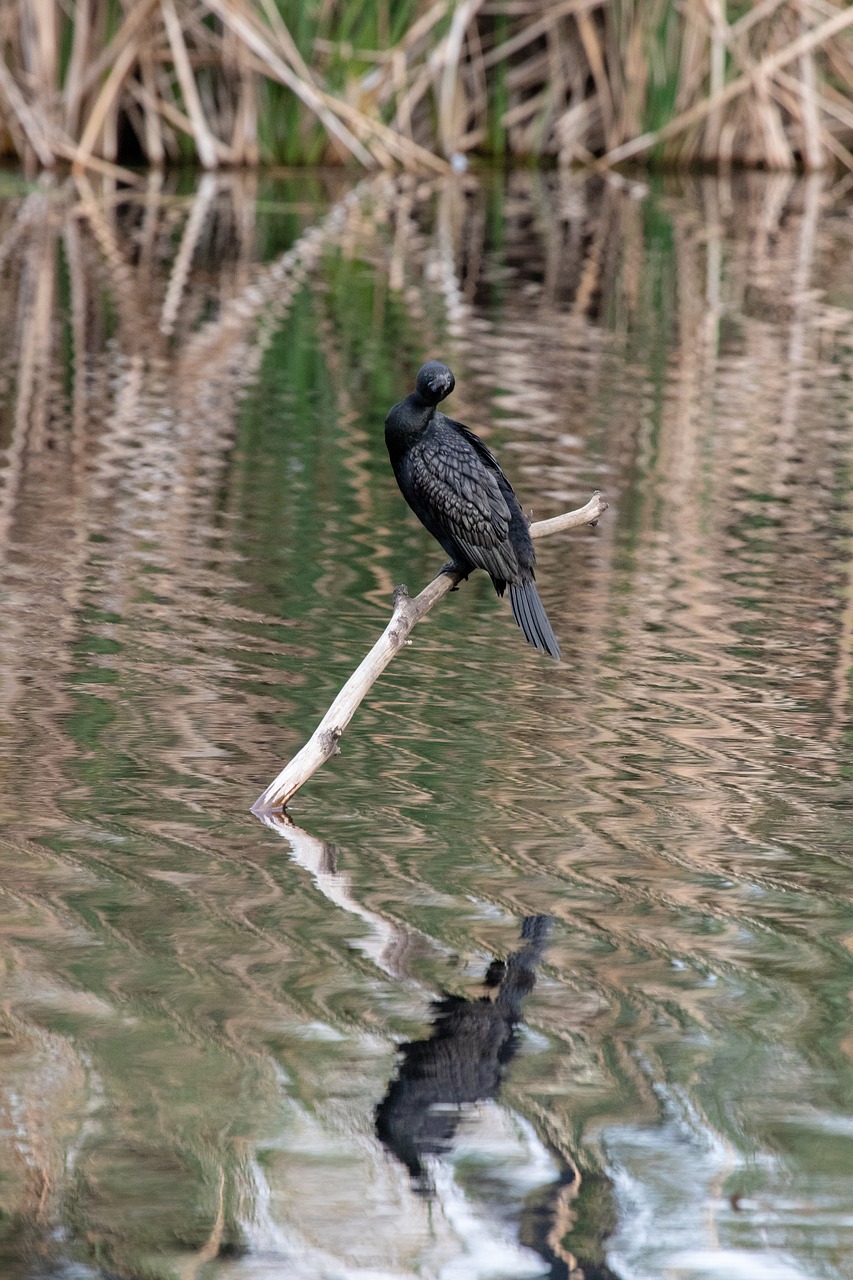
[1,1,852,173]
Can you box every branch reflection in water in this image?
[264,813,618,1280]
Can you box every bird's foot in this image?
[438,561,468,591]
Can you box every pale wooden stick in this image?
[796,5,826,173]
[252,491,607,813]
[161,0,221,170]
[437,0,483,158]
[73,28,141,169]
[0,58,55,167]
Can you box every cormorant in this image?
[384,361,560,658]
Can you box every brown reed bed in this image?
[1,3,853,178]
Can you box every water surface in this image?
[1,166,853,1279]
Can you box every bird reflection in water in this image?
[262,817,618,1276]
[376,917,619,1280]
[376,915,552,1184]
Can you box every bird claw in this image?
[439,561,467,590]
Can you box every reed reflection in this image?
[1,169,853,1278]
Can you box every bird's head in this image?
[415,361,455,406]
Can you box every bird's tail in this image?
[509,580,561,659]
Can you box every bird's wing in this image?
[412,429,519,580]
[444,417,508,479]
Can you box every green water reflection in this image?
[1,168,853,1280]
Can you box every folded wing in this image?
[411,430,520,584]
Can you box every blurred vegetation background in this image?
[2,0,853,178]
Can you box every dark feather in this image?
[510,581,560,659]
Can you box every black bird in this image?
[384,361,560,658]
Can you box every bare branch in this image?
[251,491,607,814]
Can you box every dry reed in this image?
[1,3,853,175]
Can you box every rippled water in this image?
[1,166,853,1280]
